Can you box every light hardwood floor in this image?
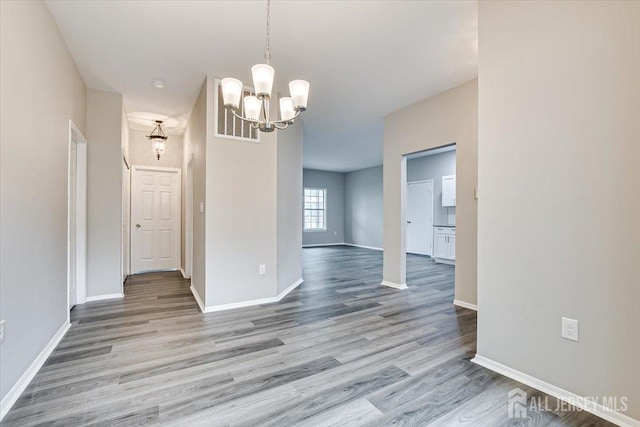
[3,246,613,426]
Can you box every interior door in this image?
[68,138,77,309]
[406,181,434,256]
[131,167,181,274]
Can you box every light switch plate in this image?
[0,320,5,345]
[259,264,266,275]
[200,202,204,213]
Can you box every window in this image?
[304,188,327,231]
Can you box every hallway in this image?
[3,248,611,426]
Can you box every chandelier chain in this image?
[265,0,271,64]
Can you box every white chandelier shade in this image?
[243,95,262,120]
[289,80,310,111]
[251,64,275,97]
[279,97,296,122]
[220,78,243,109]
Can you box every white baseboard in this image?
[381,280,408,290]
[434,258,455,265]
[453,299,478,311]
[343,243,383,251]
[192,279,304,314]
[471,355,639,427]
[275,278,304,301]
[180,268,191,279]
[190,285,206,313]
[302,243,345,248]
[0,321,70,421]
[203,296,279,313]
[85,293,124,302]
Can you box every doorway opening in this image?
[404,143,457,284]
[68,120,88,312]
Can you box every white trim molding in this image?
[472,355,640,427]
[302,243,345,248]
[343,243,383,251]
[190,285,206,313]
[85,293,124,303]
[180,268,190,279]
[276,278,304,301]
[453,299,477,311]
[192,279,304,314]
[0,321,70,421]
[381,281,408,290]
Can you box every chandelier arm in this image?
[273,123,289,130]
[272,109,302,127]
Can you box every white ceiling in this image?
[46,0,477,172]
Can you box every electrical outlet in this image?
[562,317,579,341]
[0,320,5,345]
[259,264,266,275]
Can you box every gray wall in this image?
[86,89,124,298]
[277,122,304,294]
[184,80,207,303]
[344,166,384,249]
[205,76,278,306]
[0,0,86,402]
[129,129,183,170]
[302,169,345,246]
[478,1,639,419]
[384,80,478,303]
[407,149,456,226]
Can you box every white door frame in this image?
[130,165,182,274]
[184,156,193,278]
[68,120,87,313]
[406,179,435,256]
[122,155,131,283]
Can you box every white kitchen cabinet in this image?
[433,226,455,264]
[442,175,456,207]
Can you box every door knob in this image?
[407,220,411,224]
[136,224,141,228]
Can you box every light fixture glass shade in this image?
[251,64,275,97]
[243,96,262,120]
[152,140,165,156]
[279,97,296,122]
[289,80,309,110]
[221,78,243,109]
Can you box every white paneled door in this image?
[406,180,434,256]
[131,166,181,274]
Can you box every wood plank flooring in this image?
[3,246,613,426]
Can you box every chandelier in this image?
[220,0,309,133]
[146,120,168,160]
